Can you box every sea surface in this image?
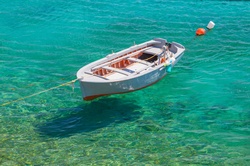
[0,0,249,165]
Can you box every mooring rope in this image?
[0,78,79,107]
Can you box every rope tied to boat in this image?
[144,51,163,62]
[0,78,79,107]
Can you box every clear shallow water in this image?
[0,0,249,165]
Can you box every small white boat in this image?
[76,38,185,101]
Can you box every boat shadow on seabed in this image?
[36,97,142,138]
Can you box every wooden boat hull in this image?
[79,66,167,100]
[77,38,185,101]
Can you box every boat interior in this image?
[88,46,168,80]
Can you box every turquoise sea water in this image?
[0,0,249,165]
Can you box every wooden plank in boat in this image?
[91,47,149,71]
[102,66,131,76]
[130,63,156,75]
[84,71,109,80]
[127,57,151,66]
[143,47,163,55]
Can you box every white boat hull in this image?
[79,66,167,100]
[77,38,185,100]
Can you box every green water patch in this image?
[35,98,142,138]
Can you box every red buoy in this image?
[196,28,206,36]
